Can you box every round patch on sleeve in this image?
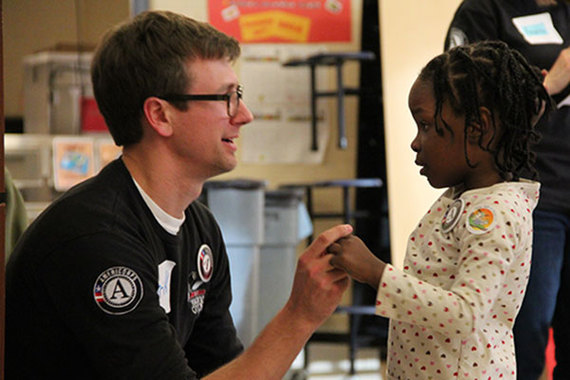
[93,266,143,315]
[197,244,214,283]
[466,207,495,234]
[442,198,465,233]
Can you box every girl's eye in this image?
[419,122,430,131]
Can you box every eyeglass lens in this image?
[229,91,240,117]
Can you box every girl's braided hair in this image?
[419,40,552,180]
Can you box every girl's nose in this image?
[410,134,420,152]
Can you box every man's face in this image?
[168,58,254,180]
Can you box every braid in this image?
[419,40,552,180]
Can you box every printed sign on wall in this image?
[208,0,351,43]
[52,137,95,192]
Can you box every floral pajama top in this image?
[376,180,540,380]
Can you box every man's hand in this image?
[205,224,353,380]
[284,224,353,327]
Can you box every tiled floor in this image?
[287,344,386,380]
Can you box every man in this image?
[5,10,351,379]
[445,1,570,378]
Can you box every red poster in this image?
[208,0,351,43]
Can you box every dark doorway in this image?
[354,0,390,357]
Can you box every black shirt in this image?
[6,159,243,379]
[445,0,570,214]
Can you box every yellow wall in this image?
[380,0,461,267]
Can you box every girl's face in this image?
[408,77,498,190]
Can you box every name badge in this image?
[512,13,563,45]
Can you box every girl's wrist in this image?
[367,259,385,289]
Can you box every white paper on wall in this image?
[239,44,331,164]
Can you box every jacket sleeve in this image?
[444,0,500,50]
[183,227,244,378]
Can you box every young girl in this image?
[329,41,551,379]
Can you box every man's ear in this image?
[142,97,174,137]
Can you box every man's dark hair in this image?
[91,11,241,147]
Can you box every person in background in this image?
[5,10,352,379]
[328,41,550,379]
[445,1,570,378]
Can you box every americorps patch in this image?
[93,266,143,315]
[197,244,214,283]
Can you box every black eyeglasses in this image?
[157,85,243,118]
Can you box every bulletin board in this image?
[208,0,351,43]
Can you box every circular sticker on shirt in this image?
[93,266,143,315]
[197,244,214,283]
[442,198,465,233]
[466,206,495,234]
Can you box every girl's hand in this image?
[328,235,386,289]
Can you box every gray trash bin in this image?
[203,179,266,346]
[259,189,312,329]
[203,181,312,347]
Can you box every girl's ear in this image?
[466,106,493,145]
[466,123,483,143]
[142,97,174,137]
